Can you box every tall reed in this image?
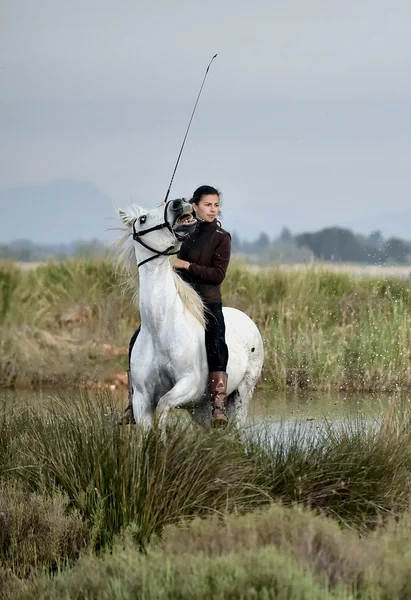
[2,259,411,390]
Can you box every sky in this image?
[1,0,411,242]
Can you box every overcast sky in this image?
[1,0,411,240]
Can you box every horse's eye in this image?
[139,215,147,225]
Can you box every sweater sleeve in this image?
[188,234,231,285]
[177,242,190,261]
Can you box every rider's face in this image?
[192,194,220,222]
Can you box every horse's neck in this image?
[138,259,179,329]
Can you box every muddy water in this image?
[249,388,387,422]
[1,386,389,425]
[246,388,393,439]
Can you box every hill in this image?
[0,180,116,244]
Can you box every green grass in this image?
[8,504,411,599]
[9,542,336,600]
[2,259,411,390]
[3,259,411,596]
[0,391,265,555]
[225,263,411,391]
[2,390,411,597]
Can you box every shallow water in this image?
[246,388,397,440]
[249,388,389,423]
[0,386,395,425]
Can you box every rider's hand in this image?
[173,259,191,270]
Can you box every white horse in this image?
[116,199,264,429]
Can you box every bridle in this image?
[132,201,180,268]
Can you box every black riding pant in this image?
[128,302,228,372]
[204,302,228,372]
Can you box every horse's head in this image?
[166,198,198,241]
[118,199,197,267]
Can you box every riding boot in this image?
[209,371,228,429]
[119,369,135,425]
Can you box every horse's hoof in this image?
[119,407,135,425]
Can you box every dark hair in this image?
[190,185,221,205]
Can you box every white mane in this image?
[111,205,205,328]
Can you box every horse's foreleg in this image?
[229,380,253,429]
[156,377,201,429]
[132,389,154,430]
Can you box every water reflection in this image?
[249,388,389,423]
[247,389,395,443]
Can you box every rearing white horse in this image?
[116,199,264,429]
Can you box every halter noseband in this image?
[132,201,179,268]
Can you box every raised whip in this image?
[163,54,218,204]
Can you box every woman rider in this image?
[121,185,231,428]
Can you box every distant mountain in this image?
[343,209,411,241]
[7,239,79,253]
[0,180,117,244]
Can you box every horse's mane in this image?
[111,209,205,328]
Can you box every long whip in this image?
[163,54,218,204]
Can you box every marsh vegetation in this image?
[2,392,411,598]
[2,258,411,597]
[1,258,411,392]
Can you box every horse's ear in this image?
[118,208,137,228]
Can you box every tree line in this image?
[0,239,107,262]
[232,227,411,264]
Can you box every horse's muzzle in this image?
[171,200,197,239]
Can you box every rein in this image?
[132,201,179,268]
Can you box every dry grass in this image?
[245,260,411,278]
[2,258,411,391]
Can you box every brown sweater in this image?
[177,219,231,303]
